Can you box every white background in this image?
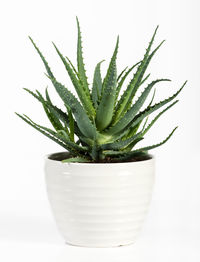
[0,0,200,261]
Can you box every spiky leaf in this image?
[22,114,88,152]
[141,100,178,136]
[53,43,95,118]
[96,37,119,130]
[112,27,160,122]
[76,17,90,97]
[107,79,171,135]
[29,37,54,78]
[66,56,79,77]
[92,60,104,108]
[101,132,142,150]
[117,67,128,82]
[66,105,75,142]
[50,78,97,140]
[103,127,177,157]
[24,88,83,136]
[36,90,64,131]
[16,113,71,151]
[115,61,141,104]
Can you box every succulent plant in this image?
[16,18,186,163]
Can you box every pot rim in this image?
[45,151,155,166]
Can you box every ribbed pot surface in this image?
[45,153,155,247]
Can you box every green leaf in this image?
[57,129,70,141]
[127,126,178,158]
[103,126,177,158]
[21,114,88,153]
[52,43,95,118]
[124,137,144,151]
[16,113,71,151]
[45,87,52,103]
[66,105,75,142]
[112,72,150,125]
[96,37,119,130]
[28,36,95,123]
[50,78,97,140]
[127,88,155,136]
[28,38,87,134]
[29,37,54,78]
[148,88,156,107]
[24,88,64,121]
[117,67,128,82]
[92,60,104,109]
[44,89,72,134]
[65,56,79,77]
[24,88,82,135]
[115,61,141,104]
[114,72,151,122]
[123,121,142,140]
[36,90,64,131]
[139,73,151,87]
[24,88,63,130]
[131,39,165,94]
[105,81,186,137]
[76,17,90,97]
[127,81,186,131]
[107,79,170,134]
[141,100,178,136]
[113,28,163,122]
[79,136,93,146]
[90,141,99,161]
[141,117,149,132]
[62,157,91,163]
[101,132,142,150]
[123,85,156,138]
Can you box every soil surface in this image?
[48,152,152,163]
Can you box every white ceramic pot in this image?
[45,152,155,247]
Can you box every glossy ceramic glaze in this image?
[45,153,155,247]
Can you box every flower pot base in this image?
[65,239,137,248]
[45,152,155,247]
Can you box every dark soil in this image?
[48,152,152,163]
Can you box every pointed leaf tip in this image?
[76,16,80,28]
[116,36,119,47]
[153,25,159,35]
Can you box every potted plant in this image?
[16,18,186,247]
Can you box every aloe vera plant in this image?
[16,18,186,163]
